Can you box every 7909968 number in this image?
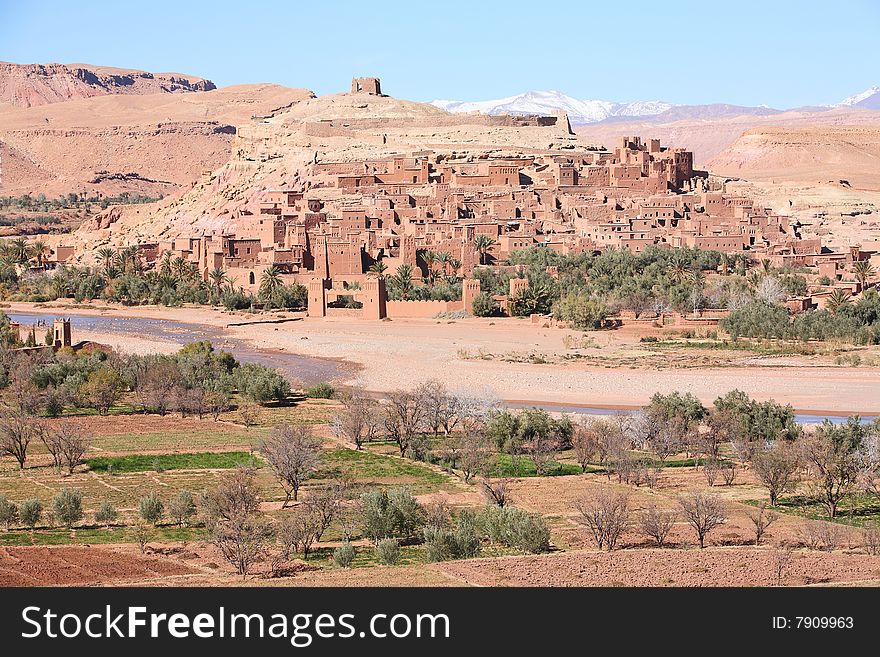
[796,617,853,629]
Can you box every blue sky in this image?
[1,0,877,107]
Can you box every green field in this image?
[317,448,451,492]
[86,451,262,473]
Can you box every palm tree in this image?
[259,265,283,301]
[719,253,730,276]
[421,250,438,285]
[159,251,173,277]
[121,245,142,274]
[434,251,451,280]
[171,256,188,282]
[853,260,876,290]
[31,240,49,268]
[368,260,388,278]
[208,267,230,296]
[390,263,414,300]
[669,259,689,284]
[50,275,69,300]
[447,258,462,282]
[96,247,117,279]
[9,237,31,265]
[473,235,495,265]
[826,289,851,315]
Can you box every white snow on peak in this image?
[431,90,672,125]
[836,86,880,107]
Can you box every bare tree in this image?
[205,469,270,577]
[572,418,600,472]
[644,414,687,465]
[481,477,512,507]
[0,410,43,470]
[201,467,261,527]
[751,440,800,506]
[305,477,348,542]
[862,522,880,556]
[331,391,381,450]
[135,359,179,415]
[772,548,793,586]
[133,522,150,554]
[574,489,630,551]
[239,403,259,429]
[213,514,273,578]
[259,423,321,506]
[459,430,490,483]
[275,507,321,563]
[383,388,427,457]
[702,460,719,486]
[796,520,842,552]
[640,505,676,547]
[54,423,90,474]
[746,503,778,546]
[720,461,737,486]
[593,417,630,477]
[41,424,65,471]
[678,491,726,548]
[420,380,465,436]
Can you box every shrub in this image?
[94,501,118,527]
[424,510,482,562]
[19,498,42,530]
[53,488,83,528]
[333,541,356,567]
[504,507,551,553]
[0,495,19,530]
[375,538,401,565]
[554,292,607,330]
[139,492,164,525]
[361,487,425,544]
[305,382,335,399]
[234,363,290,404]
[471,292,499,317]
[477,505,550,554]
[168,490,197,526]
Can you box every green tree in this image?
[53,488,83,528]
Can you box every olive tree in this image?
[53,488,83,529]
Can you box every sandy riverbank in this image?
[6,301,880,414]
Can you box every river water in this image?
[7,311,347,387]
[9,311,875,425]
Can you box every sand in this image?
[8,301,880,414]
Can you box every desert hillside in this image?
[68,89,580,252]
[707,124,880,190]
[0,61,215,108]
[576,107,880,168]
[0,83,315,197]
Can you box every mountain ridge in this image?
[433,87,880,125]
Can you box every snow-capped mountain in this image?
[431,91,672,125]
[836,86,880,110]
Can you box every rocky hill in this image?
[68,88,580,255]
[0,62,216,108]
[707,123,880,190]
[0,82,315,197]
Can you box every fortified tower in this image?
[351,77,382,95]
